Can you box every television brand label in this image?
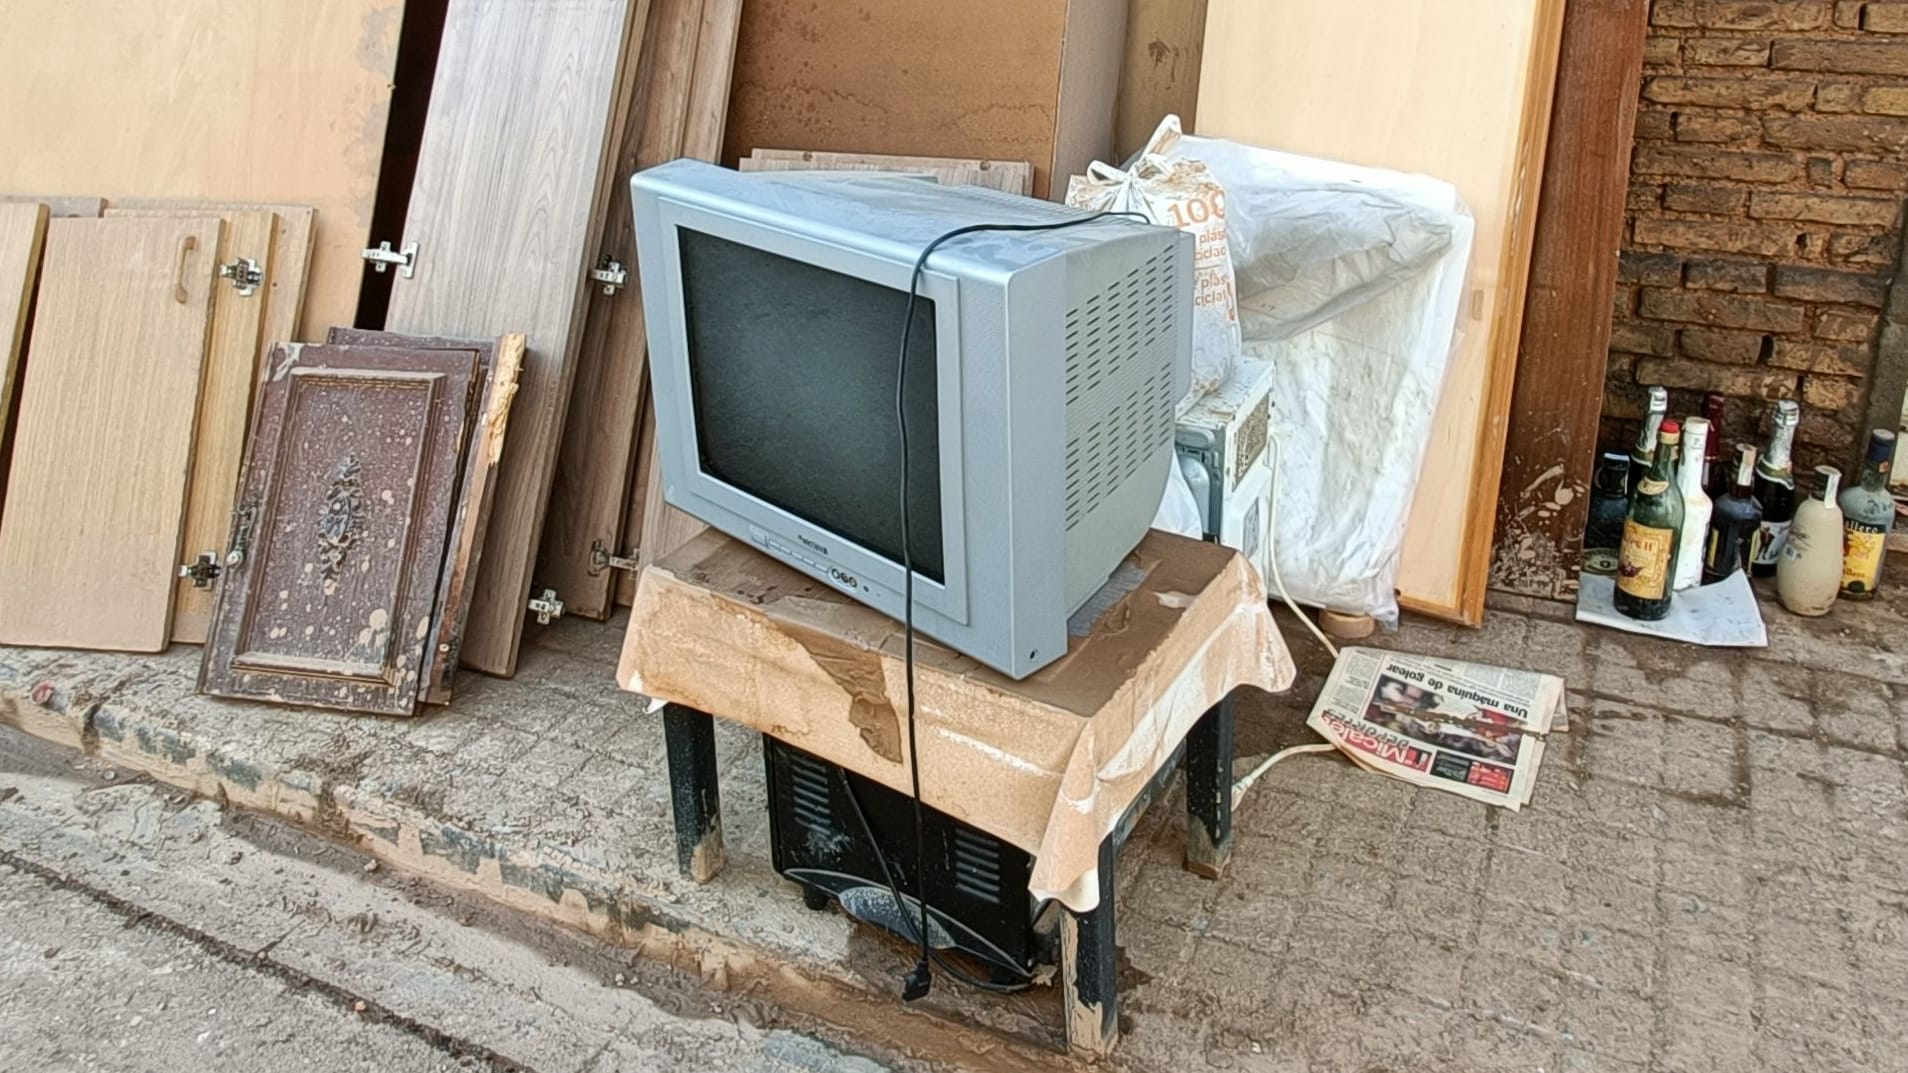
[797,534,829,556]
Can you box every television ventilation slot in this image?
[951,827,1004,905]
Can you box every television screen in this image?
[680,228,946,582]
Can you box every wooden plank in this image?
[1113,0,1209,160]
[200,344,477,715]
[327,328,526,704]
[384,0,645,676]
[0,203,48,512]
[1490,0,1651,602]
[2,196,103,218]
[0,216,220,651]
[1196,0,1567,624]
[0,3,398,337]
[541,0,735,621]
[110,200,318,355]
[614,381,654,608]
[740,150,1035,195]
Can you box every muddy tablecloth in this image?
[617,529,1295,911]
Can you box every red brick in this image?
[1644,75,1816,108]
[1631,145,1806,182]
[1686,38,1774,65]
[1634,108,1677,140]
[1807,156,1838,183]
[1771,265,1890,305]
[1816,81,1863,112]
[1634,357,1799,397]
[1863,85,1908,113]
[1645,35,1684,67]
[1696,0,1834,28]
[1815,308,1882,340]
[1611,319,1679,356]
[1748,190,1903,224]
[1866,3,1908,30]
[1770,339,1872,375]
[1771,39,1908,74]
[1673,113,1763,141]
[1614,283,1638,318]
[1762,113,1908,152]
[1685,257,1773,291]
[1639,287,1809,331]
[1829,231,1903,263]
[1839,0,1870,27]
[1633,215,1808,256]
[1619,251,1685,285]
[1802,375,1866,408]
[1654,0,1700,26]
[1628,183,1665,213]
[1842,158,1908,188]
[1663,183,1750,213]
[1680,327,1772,362]
[1797,411,1856,449]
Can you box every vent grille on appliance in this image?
[951,826,1003,904]
[1064,245,1181,530]
[788,750,834,835]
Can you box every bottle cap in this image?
[1869,428,1897,462]
[1816,464,1841,499]
[1660,418,1681,437]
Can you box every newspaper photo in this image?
[1305,647,1568,810]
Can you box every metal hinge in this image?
[528,589,565,625]
[219,257,264,297]
[588,539,641,576]
[178,552,222,589]
[590,257,628,295]
[362,240,418,278]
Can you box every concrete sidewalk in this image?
[2,575,1905,1071]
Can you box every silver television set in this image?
[630,159,1193,678]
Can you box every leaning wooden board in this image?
[200,345,477,715]
[0,216,220,651]
[540,0,741,621]
[1196,0,1566,624]
[101,207,279,644]
[383,0,647,676]
[0,2,399,337]
[0,203,48,489]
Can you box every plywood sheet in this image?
[541,0,736,621]
[383,0,644,676]
[0,203,48,478]
[110,200,318,358]
[1196,0,1566,623]
[740,150,1035,195]
[2,196,103,219]
[1114,0,1209,160]
[0,1,401,336]
[327,328,525,704]
[0,216,220,651]
[200,344,477,715]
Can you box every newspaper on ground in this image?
[1305,647,1568,810]
[1574,569,1767,647]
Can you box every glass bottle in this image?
[1701,393,1727,498]
[1616,419,1685,621]
[1629,385,1669,497]
[1749,400,1800,578]
[1703,445,1763,584]
[1777,466,1844,617]
[1839,429,1898,599]
[1674,417,1712,592]
[1582,451,1631,576]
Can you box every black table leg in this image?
[1061,835,1119,1056]
[1184,691,1236,878]
[663,702,724,882]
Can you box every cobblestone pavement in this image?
[2,567,1904,1072]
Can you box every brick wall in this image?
[1608,0,1907,470]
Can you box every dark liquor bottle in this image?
[1701,393,1727,498]
[1749,400,1800,578]
[1839,429,1898,599]
[1629,385,1669,497]
[1617,419,1686,621]
[1582,451,1631,576]
[1703,444,1763,584]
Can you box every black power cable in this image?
[886,212,1148,1002]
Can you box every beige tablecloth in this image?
[618,529,1295,911]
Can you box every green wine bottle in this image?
[1616,419,1686,621]
[1839,429,1898,599]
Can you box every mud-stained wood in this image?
[200,344,478,715]
[1491,0,1651,602]
[0,215,220,652]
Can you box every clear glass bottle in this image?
[1703,445,1762,584]
[1617,419,1685,621]
[1749,400,1800,578]
[1839,429,1898,599]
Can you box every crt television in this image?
[630,159,1193,678]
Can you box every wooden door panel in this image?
[202,344,476,714]
[0,215,220,651]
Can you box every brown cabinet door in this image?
[200,344,477,715]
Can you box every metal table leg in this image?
[663,702,724,882]
[1061,835,1120,1057]
[1183,691,1236,878]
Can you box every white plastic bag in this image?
[1067,117,1239,406]
[1150,456,1205,539]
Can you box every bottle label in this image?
[1618,520,1675,600]
[1751,520,1791,567]
[1843,522,1887,591]
[1637,477,1670,496]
